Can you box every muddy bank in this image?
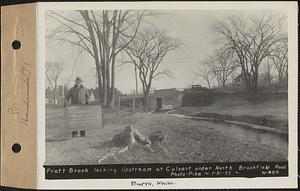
[189,112,288,133]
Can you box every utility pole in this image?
[134,63,138,113]
[61,85,64,105]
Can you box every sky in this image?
[45,9,286,94]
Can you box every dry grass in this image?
[45,109,287,165]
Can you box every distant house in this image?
[234,73,277,88]
[88,88,95,102]
[234,73,244,85]
[234,73,248,88]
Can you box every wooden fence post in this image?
[101,104,104,128]
[61,86,64,105]
[64,106,69,137]
[133,93,135,113]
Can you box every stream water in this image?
[169,113,288,152]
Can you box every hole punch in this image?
[12,143,21,153]
[12,40,21,49]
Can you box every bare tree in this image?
[47,10,151,108]
[212,13,286,92]
[270,37,288,84]
[194,63,214,89]
[124,30,181,110]
[209,49,238,87]
[261,57,275,88]
[46,62,63,104]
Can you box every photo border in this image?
[37,1,298,189]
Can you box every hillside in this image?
[176,92,288,120]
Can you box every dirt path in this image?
[46,113,287,165]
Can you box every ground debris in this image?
[149,130,167,143]
[97,146,128,163]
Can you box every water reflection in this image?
[218,122,288,152]
[170,113,288,152]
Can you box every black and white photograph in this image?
[42,2,294,184]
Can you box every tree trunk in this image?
[207,79,211,89]
[222,80,226,88]
[143,92,149,112]
[278,70,283,87]
[106,57,110,108]
[96,65,104,104]
[134,64,138,94]
[243,71,251,93]
[109,54,116,108]
[253,65,259,92]
[53,85,57,104]
[103,67,107,107]
[97,83,103,104]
